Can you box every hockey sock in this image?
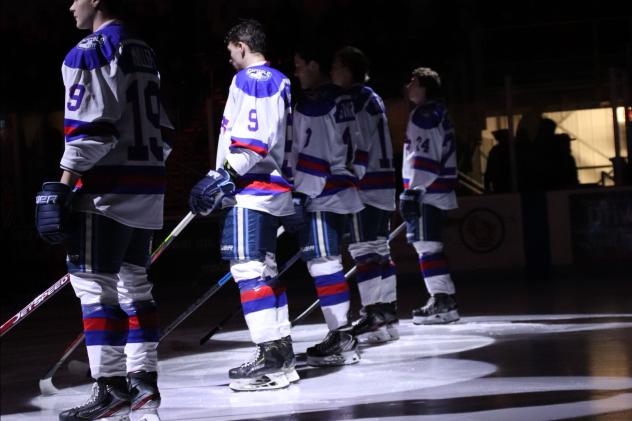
[418,251,455,295]
[308,256,350,330]
[121,300,159,374]
[82,303,127,378]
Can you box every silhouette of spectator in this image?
[534,117,558,190]
[484,129,512,193]
[550,133,579,189]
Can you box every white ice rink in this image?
[3,315,632,420]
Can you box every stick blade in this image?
[39,377,60,396]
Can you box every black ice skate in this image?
[127,371,161,421]
[351,304,390,344]
[58,376,131,421]
[412,294,460,325]
[378,302,400,340]
[306,328,360,366]
[228,336,299,391]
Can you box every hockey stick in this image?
[0,212,195,341]
[162,226,293,343]
[38,211,196,396]
[0,274,71,338]
[198,249,302,345]
[290,221,407,327]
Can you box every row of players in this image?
[33,2,458,420]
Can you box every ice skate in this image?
[127,371,161,421]
[378,302,400,340]
[412,294,460,325]
[306,329,360,366]
[351,304,391,344]
[58,377,131,421]
[228,336,298,391]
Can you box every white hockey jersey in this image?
[402,101,458,210]
[60,21,173,230]
[215,62,294,217]
[349,85,396,211]
[291,83,364,214]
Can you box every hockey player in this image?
[34,0,171,420]
[330,47,399,343]
[188,20,297,391]
[290,44,365,366]
[401,67,460,325]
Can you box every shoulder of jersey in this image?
[350,85,385,116]
[411,101,447,129]
[234,65,289,99]
[295,83,341,116]
[63,22,127,70]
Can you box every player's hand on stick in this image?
[399,189,423,220]
[188,168,235,215]
[35,182,73,244]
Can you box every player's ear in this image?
[239,42,248,58]
[91,0,101,10]
[307,61,319,73]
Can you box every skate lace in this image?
[241,345,263,368]
[72,382,101,409]
[316,331,339,351]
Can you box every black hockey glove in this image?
[35,182,73,244]
[188,168,235,215]
[281,192,309,234]
[399,189,423,220]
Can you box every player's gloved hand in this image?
[281,192,309,233]
[35,182,73,244]
[399,189,423,220]
[188,168,235,215]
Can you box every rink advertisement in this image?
[444,193,526,270]
[568,188,632,262]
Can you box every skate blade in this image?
[284,368,300,383]
[413,310,460,325]
[356,326,392,344]
[39,377,60,396]
[306,349,361,367]
[229,372,292,391]
[386,322,400,340]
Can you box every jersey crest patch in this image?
[78,35,106,50]
[247,68,272,81]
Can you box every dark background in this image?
[0,1,631,308]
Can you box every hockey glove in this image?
[281,192,309,234]
[188,168,235,215]
[35,182,73,244]
[399,189,423,220]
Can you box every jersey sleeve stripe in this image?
[319,175,358,196]
[426,177,458,193]
[230,137,269,157]
[297,153,331,177]
[413,157,441,174]
[235,174,292,196]
[64,118,119,142]
[358,171,396,190]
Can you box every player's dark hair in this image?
[334,46,369,84]
[295,40,332,76]
[98,0,126,19]
[225,19,267,54]
[411,67,442,100]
